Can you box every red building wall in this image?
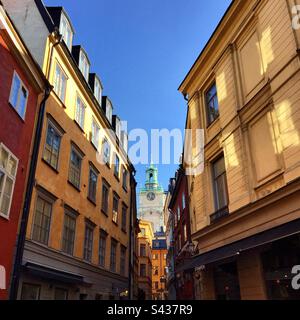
[0,33,39,299]
[169,170,194,300]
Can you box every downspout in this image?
[9,33,60,300]
[128,169,137,300]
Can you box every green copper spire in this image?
[140,164,164,193]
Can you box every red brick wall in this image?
[0,34,39,299]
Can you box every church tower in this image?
[138,165,166,232]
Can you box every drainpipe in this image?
[9,33,60,300]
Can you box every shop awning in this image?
[23,262,87,285]
[177,218,300,272]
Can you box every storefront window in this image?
[261,234,300,300]
[214,261,241,300]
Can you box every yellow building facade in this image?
[152,244,168,300]
[137,220,154,300]
[3,2,136,300]
[179,0,300,300]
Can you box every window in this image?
[140,244,146,257]
[20,283,40,300]
[101,181,109,214]
[91,119,100,149]
[121,131,128,153]
[54,288,68,300]
[112,193,119,224]
[79,50,90,81]
[140,264,146,277]
[53,63,67,103]
[115,118,121,140]
[205,82,219,125]
[99,231,107,267]
[122,167,128,190]
[102,138,111,166]
[153,254,158,260]
[94,78,102,106]
[178,234,181,251]
[88,166,98,203]
[182,193,186,210]
[61,211,76,255]
[43,121,62,170]
[212,156,228,211]
[0,144,18,218]
[9,71,28,119]
[121,205,127,232]
[114,154,120,178]
[177,206,180,222]
[68,146,82,189]
[140,228,146,236]
[110,239,118,272]
[32,195,52,245]
[106,100,113,124]
[153,267,159,276]
[83,224,94,262]
[120,246,126,276]
[75,96,86,130]
[164,254,167,260]
[154,282,159,290]
[60,14,73,50]
[183,224,187,243]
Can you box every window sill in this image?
[121,228,127,234]
[67,180,81,192]
[73,119,85,133]
[87,196,97,206]
[112,221,118,226]
[206,116,220,129]
[210,206,229,224]
[0,213,9,221]
[41,158,59,174]
[114,174,120,182]
[8,102,26,122]
[52,90,67,109]
[101,209,108,217]
[90,141,99,152]
[122,186,128,193]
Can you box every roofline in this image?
[0,3,49,90]
[178,0,235,94]
[34,0,55,33]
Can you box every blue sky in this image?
[45,0,232,191]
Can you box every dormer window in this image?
[106,100,113,124]
[94,78,102,106]
[121,131,128,153]
[79,50,90,81]
[60,13,73,51]
[114,117,121,140]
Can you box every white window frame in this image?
[115,119,121,140]
[0,265,5,290]
[60,13,73,51]
[106,100,113,124]
[9,71,29,120]
[53,62,68,103]
[91,118,100,149]
[102,138,111,166]
[94,78,102,106]
[79,50,90,81]
[0,143,18,220]
[75,95,86,130]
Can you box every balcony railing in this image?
[210,206,229,224]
